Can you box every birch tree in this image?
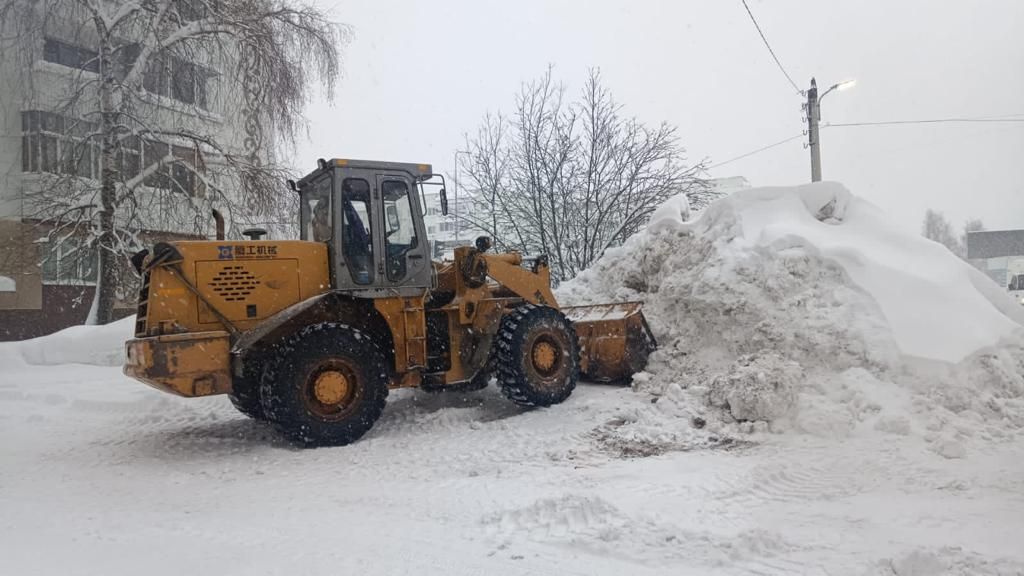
[0,0,343,323]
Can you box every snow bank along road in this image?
[3,183,1024,575]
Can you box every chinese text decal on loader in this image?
[124,158,656,446]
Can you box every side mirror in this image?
[439,187,449,216]
[386,204,400,230]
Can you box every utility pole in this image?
[453,150,470,243]
[807,77,822,182]
[805,77,855,183]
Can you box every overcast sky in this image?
[293,0,1024,233]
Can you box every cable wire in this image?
[740,0,802,94]
[826,117,1024,128]
[707,133,805,170]
[707,114,1024,171]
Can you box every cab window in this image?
[382,179,419,281]
[341,178,374,285]
[302,176,332,243]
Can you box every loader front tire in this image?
[228,358,266,420]
[496,304,580,407]
[228,388,265,420]
[258,323,389,447]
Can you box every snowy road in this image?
[3,362,1023,575]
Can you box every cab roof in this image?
[296,158,434,188]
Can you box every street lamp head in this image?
[835,78,856,91]
[818,78,856,103]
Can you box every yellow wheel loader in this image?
[123,159,655,446]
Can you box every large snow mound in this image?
[0,315,134,367]
[559,182,1024,446]
[564,182,1022,363]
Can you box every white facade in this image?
[0,2,258,320]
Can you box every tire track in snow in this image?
[480,493,818,574]
[697,441,933,512]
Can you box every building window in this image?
[41,238,97,285]
[22,111,204,196]
[139,139,204,197]
[138,50,211,110]
[117,135,142,180]
[171,144,204,196]
[43,38,99,73]
[21,111,99,178]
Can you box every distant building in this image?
[965,229,1024,288]
[421,188,480,259]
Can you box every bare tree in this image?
[960,218,984,254]
[459,68,711,280]
[1,0,344,323]
[460,112,513,250]
[922,209,965,257]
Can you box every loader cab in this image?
[297,159,435,296]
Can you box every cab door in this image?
[333,174,378,291]
[375,173,431,290]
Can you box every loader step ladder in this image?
[402,299,427,370]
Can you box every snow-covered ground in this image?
[3,183,1024,575]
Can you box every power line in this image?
[740,0,802,94]
[707,133,805,170]
[826,117,1024,128]
[708,113,1024,172]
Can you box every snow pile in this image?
[0,275,15,292]
[646,192,691,233]
[0,315,134,367]
[708,353,801,422]
[560,182,1024,446]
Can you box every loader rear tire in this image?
[258,323,389,447]
[496,304,579,407]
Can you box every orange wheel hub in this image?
[313,370,351,406]
[532,340,558,373]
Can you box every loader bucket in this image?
[563,302,657,383]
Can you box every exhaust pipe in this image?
[212,209,225,240]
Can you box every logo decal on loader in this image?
[217,245,278,260]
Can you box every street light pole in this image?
[807,78,821,182]
[453,149,470,243]
[805,77,855,182]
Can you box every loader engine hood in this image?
[132,240,330,338]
